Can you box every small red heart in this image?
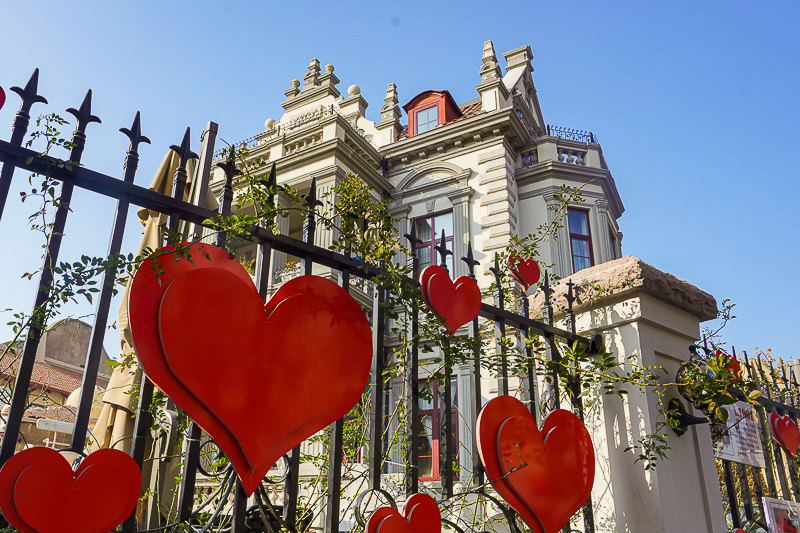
[508,255,540,291]
[130,243,373,495]
[366,493,441,533]
[419,265,481,335]
[770,412,799,456]
[477,396,595,533]
[0,448,140,533]
[0,86,5,111]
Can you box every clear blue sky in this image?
[0,1,798,361]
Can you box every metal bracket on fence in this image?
[667,398,709,436]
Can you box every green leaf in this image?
[748,390,762,400]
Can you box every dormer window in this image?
[403,90,462,138]
[416,105,439,134]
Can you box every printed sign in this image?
[714,401,766,468]
[763,497,800,533]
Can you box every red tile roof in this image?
[0,347,109,395]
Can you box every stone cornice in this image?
[380,108,528,164]
[447,186,475,204]
[530,256,717,321]
[516,161,624,218]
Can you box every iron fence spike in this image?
[66,89,101,131]
[119,111,151,152]
[10,68,48,112]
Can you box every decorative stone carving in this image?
[479,40,502,81]
[303,58,321,90]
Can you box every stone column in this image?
[531,256,726,533]
[544,191,570,278]
[269,193,291,289]
[594,198,610,263]
[448,187,475,278]
[313,177,338,251]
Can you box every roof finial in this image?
[480,40,502,81]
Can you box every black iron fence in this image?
[0,69,600,533]
[704,349,800,532]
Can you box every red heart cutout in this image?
[770,412,799,457]
[419,265,481,335]
[508,255,540,291]
[130,243,373,495]
[366,493,441,533]
[0,86,5,111]
[129,243,256,484]
[0,448,140,533]
[477,396,595,533]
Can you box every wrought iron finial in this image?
[170,127,199,168]
[488,253,502,285]
[10,68,48,115]
[66,89,102,133]
[565,279,576,311]
[542,271,552,308]
[404,219,422,251]
[461,242,479,280]
[65,89,101,163]
[119,111,151,154]
[434,229,453,271]
[304,177,324,209]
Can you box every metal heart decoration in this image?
[366,493,441,533]
[477,396,595,533]
[0,447,140,533]
[129,243,372,495]
[419,265,481,335]
[770,412,799,457]
[508,254,540,291]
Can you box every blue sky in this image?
[0,1,798,361]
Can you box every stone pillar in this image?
[531,256,726,533]
[544,191,570,278]
[269,193,291,289]
[448,186,475,278]
[314,177,338,250]
[594,198,610,263]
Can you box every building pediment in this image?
[395,162,471,200]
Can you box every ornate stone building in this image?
[209,39,626,485]
[211,40,623,288]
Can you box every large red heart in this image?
[508,255,540,291]
[477,396,595,533]
[130,243,372,495]
[0,448,140,533]
[419,265,481,335]
[129,243,255,485]
[770,412,799,457]
[366,493,441,533]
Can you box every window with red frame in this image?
[417,376,458,481]
[414,212,453,273]
[568,209,594,272]
[415,105,439,134]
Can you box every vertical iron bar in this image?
[735,461,754,522]
[165,128,202,532]
[462,244,484,488]
[324,219,351,533]
[722,460,742,528]
[489,254,508,395]
[369,288,386,489]
[749,354,778,497]
[70,112,150,452]
[758,360,791,499]
[563,282,595,533]
[0,90,99,466]
[283,178,322,528]
[522,296,538,421]
[0,69,47,223]
[541,272,561,412]
[441,340,454,499]
[404,224,421,496]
